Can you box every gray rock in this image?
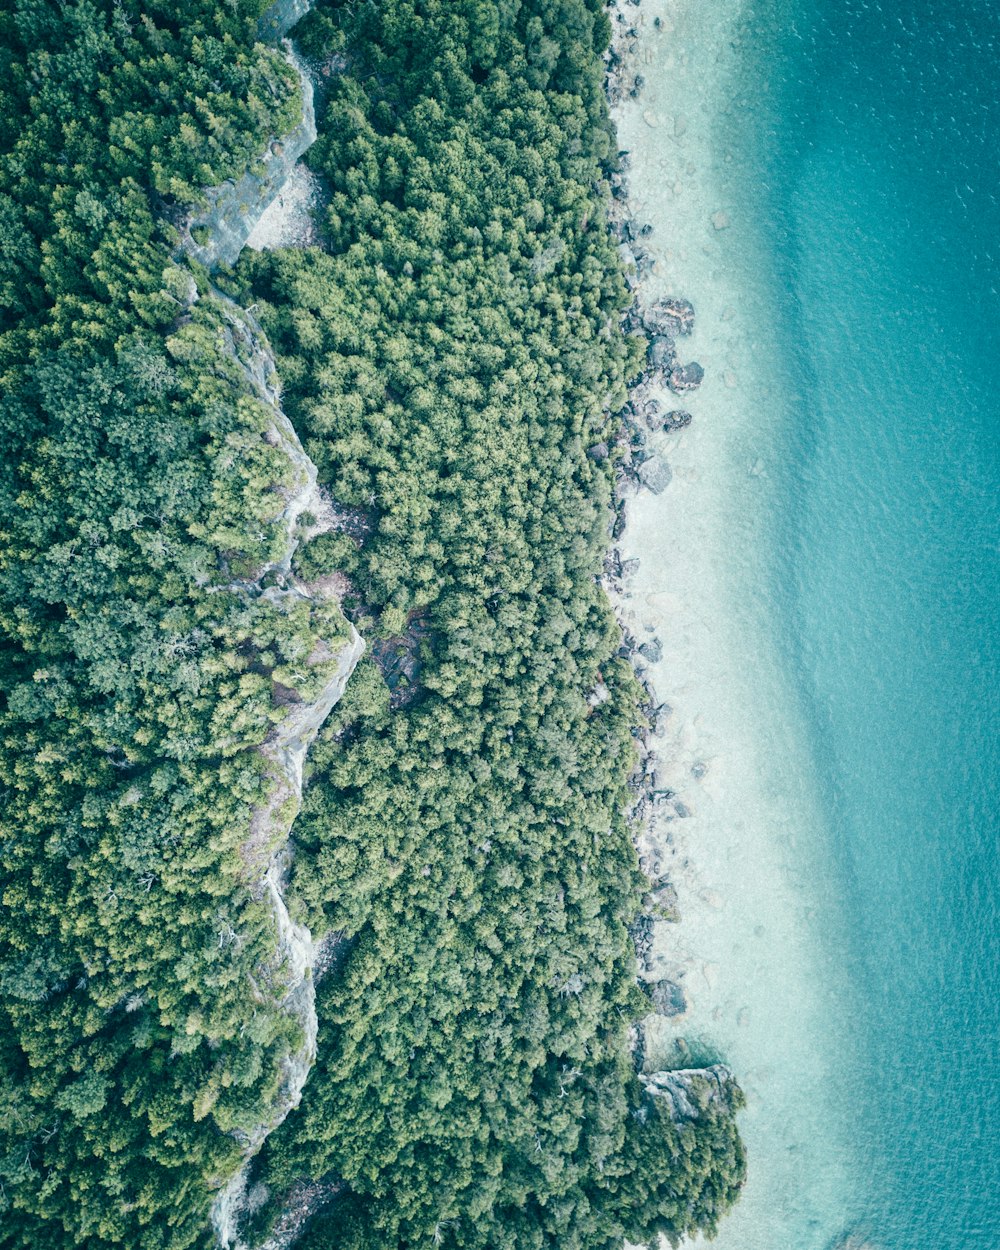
[648,335,677,371]
[644,297,695,336]
[640,1066,740,1125]
[643,402,665,431]
[638,639,662,663]
[587,441,609,462]
[650,882,679,918]
[638,455,672,494]
[650,979,687,1017]
[184,45,316,270]
[662,409,693,432]
[668,362,704,394]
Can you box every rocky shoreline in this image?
[603,0,713,1071]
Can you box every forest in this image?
[0,1,745,1248]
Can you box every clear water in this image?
[736,0,1000,1244]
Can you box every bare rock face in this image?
[257,0,313,39]
[183,9,367,1239]
[183,0,319,271]
[640,1065,740,1124]
[211,299,363,1250]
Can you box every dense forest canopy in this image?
[0,0,745,1247]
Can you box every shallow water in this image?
[614,0,999,1245]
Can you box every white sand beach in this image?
[610,2,863,1246]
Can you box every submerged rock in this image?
[638,638,662,663]
[668,361,705,393]
[661,408,693,432]
[638,455,672,494]
[648,334,677,370]
[650,979,688,1017]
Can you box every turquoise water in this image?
[736,0,1000,1244]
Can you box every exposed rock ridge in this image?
[183,38,316,268]
[171,4,362,1242]
[208,295,362,1249]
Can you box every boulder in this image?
[650,881,679,918]
[587,441,609,462]
[644,296,695,336]
[638,638,662,663]
[648,335,676,370]
[668,361,704,393]
[662,409,693,432]
[638,399,664,430]
[638,455,672,494]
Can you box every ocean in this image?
[758,0,1000,1244]
[613,0,999,1246]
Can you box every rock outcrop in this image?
[640,1065,740,1124]
[183,26,316,267]
[207,295,362,1250]
[173,5,366,1244]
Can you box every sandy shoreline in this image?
[605,3,863,1247]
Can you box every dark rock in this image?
[668,361,704,393]
[587,441,609,462]
[638,639,662,663]
[643,400,664,431]
[612,505,627,540]
[661,409,693,432]
[638,455,671,494]
[650,979,687,1017]
[673,800,692,818]
[645,297,695,336]
[648,335,676,371]
[640,222,654,236]
[650,882,680,917]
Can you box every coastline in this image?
[605,2,862,1246]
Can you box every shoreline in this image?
[604,2,863,1246]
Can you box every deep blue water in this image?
[738,0,1000,1245]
